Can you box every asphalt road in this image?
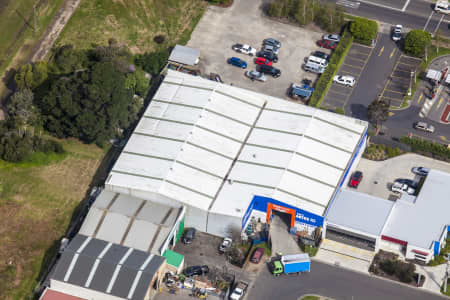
[247,261,446,300]
[329,0,450,38]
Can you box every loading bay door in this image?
[326,226,376,251]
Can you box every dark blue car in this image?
[227,57,247,69]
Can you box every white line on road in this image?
[357,0,403,12]
[424,11,434,31]
[401,0,410,12]
[433,14,446,35]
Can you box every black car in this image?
[263,38,281,49]
[183,228,196,244]
[183,265,209,277]
[313,51,330,61]
[395,179,418,188]
[258,65,281,78]
[257,50,278,62]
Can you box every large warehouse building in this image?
[105,70,368,237]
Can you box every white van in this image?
[435,0,450,13]
[303,62,325,74]
[307,55,328,68]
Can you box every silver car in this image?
[414,121,435,133]
[245,70,267,82]
[262,44,280,55]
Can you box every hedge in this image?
[309,30,353,107]
[400,136,450,159]
[349,17,378,46]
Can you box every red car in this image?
[255,57,273,66]
[250,248,265,264]
[317,39,338,50]
[349,171,363,188]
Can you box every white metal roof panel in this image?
[273,190,325,216]
[154,81,179,102]
[208,93,260,126]
[256,110,309,135]
[288,154,342,186]
[313,109,366,134]
[96,212,130,244]
[123,220,158,252]
[159,181,212,210]
[247,128,301,151]
[93,190,115,209]
[238,145,292,169]
[171,85,212,106]
[79,208,104,236]
[145,102,202,125]
[230,162,283,188]
[107,172,162,193]
[113,153,172,180]
[196,110,250,142]
[188,126,241,158]
[326,189,394,236]
[152,226,171,252]
[137,202,171,224]
[109,194,143,217]
[296,137,350,169]
[134,118,191,141]
[123,134,182,160]
[264,98,316,115]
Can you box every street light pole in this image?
[408,71,413,96]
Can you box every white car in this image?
[323,34,341,43]
[391,182,415,195]
[232,43,257,56]
[218,237,232,253]
[435,0,450,14]
[392,25,402,41]
[245,70,267,82]
[333,75,356,87]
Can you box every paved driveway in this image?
[353,153,450,199]
[187,0,324,99]
[321,43,373,111]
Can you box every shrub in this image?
[153,35,166,44]
[395,261,415,283]
[309,30,353,107]
[349,17,378,45]
[380,259,396,275]
[134,49,169,76]
[335,107,345,114]
[400,136,450,159]
[404,30,432,57]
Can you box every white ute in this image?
[229,281,249,300]
[232,44,257,56]
[333,75,356,87]
[435,0,450,13]
[391,182,415,195]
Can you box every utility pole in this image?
[408,71,413,96]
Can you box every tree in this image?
[32,61,48,87]
[404,30,432,57]
[367,98,389,133]
[350,17,378,45]
[52,45,88,73]
[6,88,37,130]
[134,49,169,75]
[14,64,34,90]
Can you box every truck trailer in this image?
[271,253,310,276]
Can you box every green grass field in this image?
[0,140,106,300]
[56,0,207,53]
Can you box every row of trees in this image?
[267,0,345,32]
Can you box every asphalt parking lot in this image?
[187,0,325,99]
[321,43,372,110]
[380,55,422,108]
[351,153,450,200]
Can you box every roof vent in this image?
[252,154,257,158]
[228,179,233,184]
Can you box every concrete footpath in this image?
[269,215,300,256]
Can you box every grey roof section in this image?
[79,190,182,254]
[51,234,165,300]
[168,45,200,66]
[326,189,394,236]
[383,169,450,249]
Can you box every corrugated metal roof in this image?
[107,70,368,218]
[168,45,200,66]
[326,189,394,236]
[51,235,165,300]
[382,169,450,249]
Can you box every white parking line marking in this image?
[357,0,403,12]
[434,14,445,35]
[401,0,410,12]
[424,11,434,31]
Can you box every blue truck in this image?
[270,253,311,276]
[289,81,314,101]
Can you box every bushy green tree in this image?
[14,64,34,90]
[52,45,89,73]
[6,88,37,129]
[134,49,169,75]
[368,98,389,133]
[404,29,432,57]
[350,17,378,45]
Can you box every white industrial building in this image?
[105,70,368,237]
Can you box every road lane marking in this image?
[343,63,363,70]
[424,11,434,31]
[436,97,444,109]
[440,136,448,142]
[337,0,361,9]
[385,89,405,94]
[357,0,403,12]
[390,48,396,59]
[378,46,384,56]
[402,0,410,11]
[328,89,352,97]
[417,94,423,104]
[434,14,445,35]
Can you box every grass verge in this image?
[442,281,450,296]
[309,30,353,107]
[429,238,450,266]
[56,0,207,53]
[0,139,105,300]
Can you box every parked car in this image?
[250,247,265,264]
[255,57,272,66]
[313,50,330,61]
[317,39,338,50]
[307,55,328,68]
[232,43,257,56]
[219,237,232,254]
[263,38,281,49]
[289,82,314,100]
[395,178,418,188]
[391,182,415,195]
[183,265,209,277]
[303,62,325,74]
[229,281,249,300]
[435,0,450,13]
[262,44,280,55]
[258,65,281,78]
[323,34,341,42]
[257,50,278,62]
[183,228,196,244]
[333,75,356,87]
[412,167,430,176]
[227,57,247,69]
[349,171,363,188]
[414,121,435,133]
[392,25,403,41]
[245,70,267,82]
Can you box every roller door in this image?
[326,226,375,251]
